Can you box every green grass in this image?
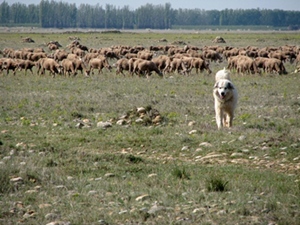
[0,31,299,225]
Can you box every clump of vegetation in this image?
[172,166,190,180]
[206,176,229,192]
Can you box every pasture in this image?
[0,30,300,225]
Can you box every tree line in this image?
[1,0,299,29]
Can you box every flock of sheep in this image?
[1,37,300,78]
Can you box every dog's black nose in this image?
[221,92,225,96]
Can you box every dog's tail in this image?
[215,67,231,81]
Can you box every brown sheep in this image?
[257,49,269,58]
[36,58,62,77]
[48,43,59,51]
[103,50,120,60]
[2,48,15,58]
[67,53,80,61]
[61,58,76,77]
[82,52,99,64]
[268,51,288,62]
[223,48,239,60]
[53,50,69,62]
[264,58,287,75]
[227,55,240,70]
[130,58,145,76]
[203,50,223,63]
[88,57,112,75]
[125,53,138,59]
[295,52,300,65]
[28,52,47,62]
[47,41,62,51]
[152,55,172,74]
[72,58,90,77]
[254,57,269,72]
[190,58,212,74]
[71,47,86,58]
[134,59,163,78]
[0,58,4,74]
[16,59,36,75]
[236,56,260,75]
[167,57,189,75]
[13,50,24,59]
[2,58,19,75]
[137,51,153,60]
[114,58,131,76]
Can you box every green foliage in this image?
[206,176,229,192]
[172,166,190,180]
[1,1,299,29]
[0,166,14,194]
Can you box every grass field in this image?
[0,30,300,225]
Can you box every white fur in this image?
[213,73,238,129]
[215,67,231,82]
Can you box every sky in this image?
[6,0,300,11]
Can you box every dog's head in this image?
[214,79,235,100]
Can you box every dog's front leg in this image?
[215,107,223,129]
[227,112,234,128]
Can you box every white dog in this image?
[213,68,238,129]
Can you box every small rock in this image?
[23,210,37,218]
[136,194,150,201]
[55,185,66,189]
[46,221,70,225]
[231,152,243,157]
[118,210,128,215]
[148,173,157,178]
[14,202,24,209]
[188,121,196,126]
[25,189,38,194]
[192,207,207,214]
[82,119,90,123]
[238,135,246,141]
[10,177,23,183]
[116,119,126,125]
[98,219,109,225]
[135,118,144,124]
[75,122,84,129]
[97,121,112,129]
[199,142,212,147]
[241,149,250,153]
[88,190,98,195]
[189,130,197,134]
[217,209,227,215]
[148,204,165,214]
[152,115,162,124]
[137,107,146,114]
[104,173,115,178]
[181,146,189,151]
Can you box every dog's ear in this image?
[227,82,234,89]
[214,81,219,89]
